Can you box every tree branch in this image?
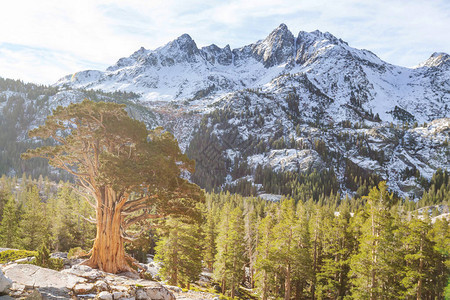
[122,194,158,212]
[78,214,97,224]
[123,212,163,230]
[121,203,150,216]
[120,228,147,242]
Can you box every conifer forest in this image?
[0,100,448,298]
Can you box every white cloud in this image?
[0,0,448,84]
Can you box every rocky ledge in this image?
[0,264,175,300]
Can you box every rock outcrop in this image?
[0,269,12,295]
[1,264,175,300]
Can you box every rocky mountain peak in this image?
[175,33,196,47]
[293,29,350,65]
[156,33,200,65]
[272,23,290,35]
[253,23,295,67]
[201,43,233,65]
[418,52,450,69]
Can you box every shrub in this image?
[33,244,64,271]
[0,249,37,263]
[68,247,88,259]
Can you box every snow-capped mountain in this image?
[28,25,450,198]
[56,24,449,124]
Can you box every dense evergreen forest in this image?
[1,170,448,299]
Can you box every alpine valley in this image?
[1,24,449,200]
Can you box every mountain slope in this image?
[4,24,450,199]
[0,78,158,179]
[56,24,449,124]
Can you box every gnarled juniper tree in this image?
[23,99,204,273]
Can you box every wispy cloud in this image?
[0,0,448,84]
[0,43,107,84]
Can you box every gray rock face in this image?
[247,149,325,173]
[253,23,295,67]
[202,44,233,66]
[0,270,12,295]
[3,264,84,289]
[73,282,95,294]
[419,52,450,69]
[1,264,175,300]
[60,264,102,280]
[50,252,67,259]
[97,291,113,300]
[35,287,71,300]
[160,33,200,64]
[2,265,76,299]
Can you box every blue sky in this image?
[0,0,448,84]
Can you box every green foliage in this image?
[48,183,95,252]
[31,244,64,271]
[0,196,20,248]
[19,186,49,250]
[350,182,403,298]
[399,216,436,298]
[68,247,88,259]
[24,99,204,221]
[213,205,246,298]
[125,229,155,263]
[254,208,277,299]
[0,175,95,253]
[32,244,64,271]
[0,172,447,299]
[155,217,203,287]
[315,202,355,299]
[0,249,37,263]
[202,179,448,299]
[418,168,450,207]
[34,244,50,267]
[203,197,219,269]
[254,165,338,202]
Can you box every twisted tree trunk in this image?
[84,186,133,273]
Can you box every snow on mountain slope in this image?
[53,24,449,199]
[55,23,449,125]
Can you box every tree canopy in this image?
[23,99,204,273]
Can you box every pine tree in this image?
[0,196,20,248]
[271,199,300,300]
[400,215,436,299]
[213,206,246,298]
[428,218,450,299]
[203,195,218,270]
[308,200,326,299]
[316,202,355,299]
[243,198,259,288]
[255,208,277,300]
[19,186,49,250]
[155,217,203,288]
[49,184,79,251]
[349,182,402,299]
[0,186,9,223]
[292,200,313,299]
